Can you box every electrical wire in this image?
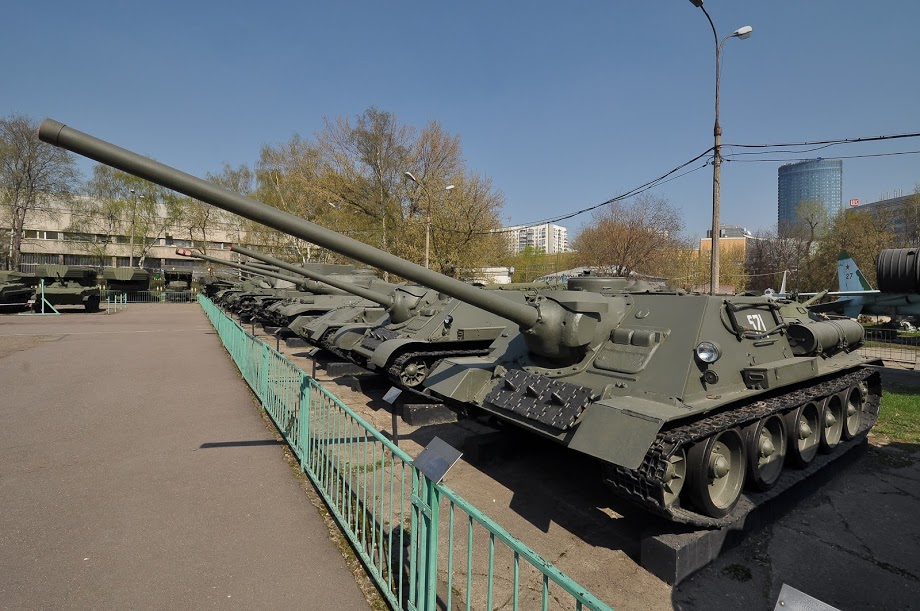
[724,131,920,149]
[436,148,714,236]
[724,150,920,163]
[485,130,920,232]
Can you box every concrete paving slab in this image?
[0,304,372,610]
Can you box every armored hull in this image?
[0,271,36,308]
[102,267,150,296]
[33,265,100,312]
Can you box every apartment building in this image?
[501,223,570,254]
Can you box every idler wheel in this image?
[661,447,687,508]
[820,394,845,453]
[785,402,821,467]
[398,356,429,388]
[843,384,866,440]
[743,414,787,491]
[687,428,746,518]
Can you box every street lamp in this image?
[128,188,144,268]
[404,172,456,270]
[689,0,752,294]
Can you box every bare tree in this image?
[572,194,684,276]
[744,228,803,294]
[425,173,505,277]
[74,165,184,267]
[206,163,256,250]
[251,135,331,261]
[0,115,81,269]
[316,108,414,267]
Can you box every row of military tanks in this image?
[38,118,884,527]
[0,265,194,312]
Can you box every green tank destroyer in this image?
[176,248,381,328]
[202,276,235,298]
[39,118,883,526]
[33,264,101,312]
[230,245,534,390]
[221,245,391,337]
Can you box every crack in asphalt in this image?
[782,523,920,583]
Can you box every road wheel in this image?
[397,356,430,388]
[785,402,821,467]
[820,394,845,452]
[687,428,746,518]
[743,414,787,491]
[843,385,865,440]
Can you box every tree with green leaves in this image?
[808,206,895,291]
[899,185,920,246]
[0,114,81,270]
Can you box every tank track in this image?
[316,328,356,362]
[387,348,491,388]
[603,366,881,528]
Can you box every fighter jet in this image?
[811,250,920,318]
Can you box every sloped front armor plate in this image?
[485,369,594,430]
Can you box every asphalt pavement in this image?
[0,304,371,610]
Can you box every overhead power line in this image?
[479,129,920,233]
[724,150,920,163]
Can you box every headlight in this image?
[696,341,722,364]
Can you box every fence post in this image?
[423,478,441,611]
[297,374,311,471]
[411,471,441,611]
[260,343,269,406]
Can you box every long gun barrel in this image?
[244,261,283,273]
[229,244,393,307]
[38,119,540,330]
[175,249,313,289]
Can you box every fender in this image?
[371,338,425,369]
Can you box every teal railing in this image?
[198,294,612,611]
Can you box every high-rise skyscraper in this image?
[777,159,843,235]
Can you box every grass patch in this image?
[875,386,920,444]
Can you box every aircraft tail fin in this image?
[837,250,874,292]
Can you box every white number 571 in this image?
[747,314,767,332]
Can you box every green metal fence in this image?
[100,289,197,303]
[198,294,612,611]
[859,328,919,366]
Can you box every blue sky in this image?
[5,1,919,240]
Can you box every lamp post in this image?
[128,189,143,268]
[404,172,456,270]
[689,0,751,294]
